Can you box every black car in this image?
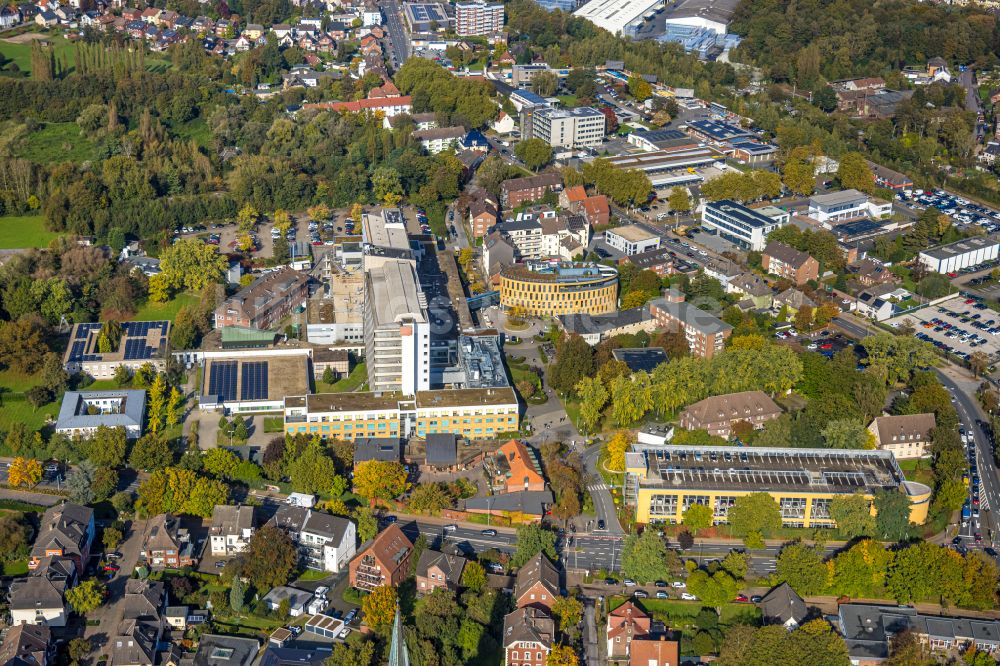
[597,519,606,530]
[985,547,998,558]
[952,536,963,545]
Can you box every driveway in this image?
[85,518,148,658]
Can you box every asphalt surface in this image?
[379,0,409,68]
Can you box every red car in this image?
[103,563,120,572]
[734,594,749,603]
[820,343,833,350]
[966,299,976,304]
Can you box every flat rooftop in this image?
[306,273,364,325]
[809,189,868,207]
[366,259,428,327]
[500,261,618,284]
[920,236,1000,260]
[705,200,775,229]
[203,355,309,403]
[66,320,170,365]
[630,445,907,495]
[607,224,659,242]
[603,147,724,174]
[536,106,603,119]
[362,210,410,251]
[664,0,740,27]
[574,0,662,35]
[415,386,518,408]
[688,119,753,142]
[290,386,518,413]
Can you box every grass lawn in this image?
[86,379,120,390]
[0,215,62,249]
[0,368,59,433]
[3,560,28,576]
[898,458,935,486]
[0,34,171,76]
[133,291,201,322]
[316,362,367,393]
[295,569,331,582]
[263,416,284,433]
[171,117,212,148]
[12,122,100,164]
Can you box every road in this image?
[960,69,986,143]
[85,518,148,659]
[379,0,409,68]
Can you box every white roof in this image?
[574,0,662,35]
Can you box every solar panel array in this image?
[240,361,269,401]
[123,338,154,360]
[208,361,238,402]
[68,321,169,363]
[122,321,169,336]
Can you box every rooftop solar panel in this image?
[209,361,238,402]
[240,361,269,401]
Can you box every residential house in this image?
[469,198,499,238]
[627,636,680,666]
[186,635,259,666]
[772,288,816,316]
[34,11,57,26]
[856,288,895,322]
[424,433,459,470]
[412,125,465,154]
[109,580,165,666]
[559,185,587,210]
[851,258,900,288]
[727,273,773,309]
[867,413,935,459]
[606,601,651,660]
[501,172,562,208]
[262,586,313,617]
[209,505,255,557]
[759,582,808,630]
[492,111,516,134]
[648,289,733,358]
[578,195,610,228]
[415,550,467,594]
[141,514,196,568]
[29,503,95,572]
[622,248,674,276]
[502,607,554,666]
[0,624,53,666]
[268,506,356,573]
[55,390,145,440]
[483,231,516,279]
[348,524,413,591]
[487,439,546,493]
[214,267,310,330]
[762,241,819,286]
[464,490,554,524]
[0,7,21,28]
[9,571,71,627]
[514,553,560,611]
[679,390,783,438]
[242,23,263,39]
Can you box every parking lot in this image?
[888,294,1000,362]
[898,188,1000,234]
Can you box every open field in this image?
[0,33,171,75]
[0,368,60,432]
[11,122,100,164]
[133,292,201,322]
[0,215,62,249]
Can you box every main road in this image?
[379,0,410,68]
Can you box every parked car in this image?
[103,563,120,572]
[680,592,697,601]
[671,581,686,589]
[633,590,648,598]
[734,594,749,603]
[481,529,498,537]
[106,552,122,560]
[655,591,668,599]
[750,595,763,603]
[623,579,636,587]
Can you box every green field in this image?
[0,368,59,433]
[316,362,368,393]
[0,34,171,76]
[171,118,213,148]
[12,122,100,164]
[0,215,62,249]
[3,560,28,576]
[133,291,201,323]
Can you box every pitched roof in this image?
[262,586,312,609]
[563,185,587,203]
[142,514,181,552]
[0,623,50,666]
[502,607,554,648]
[268,506,351,542]
[9,575,66,611]
[425,433,458,466]
[514,552,559,601]
[31,502,93,560]
[354,437,402,463]
[870,413,936,445]
[581,195,609,218]
[189,635,259,666]
[628,636,680,665]
[682,390,782,425]
[122,579,164,620]
[495,439,545,489]
[415,550,467,585]
[763,241,813,269]
[362,523,413,569]
[465,490,554,516]
[210,505,255,537]
[501,172,561,194]
[760,582,807,625]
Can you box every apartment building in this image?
[454,0,503,35]
[623,247,674,276]
[501,173,563,208]
[499,261,618,317]
[469,197,499,238]
[761,241,819,286]
[647,289,732,358]
[624,445,931,527]
[363,259,431,395]
[268,506,356,572]
[283,387,519,441]
[606,601,651,660]
[867,413,936,459]
[29,503,95,572]
[214,267,310,330]
[604,224,661,256]
[55,390,145,439]
[531,106,605,149]
[702,200,786,251]
[349,524,413,591]
[678,390,783,438]
[412,125,465,154]
[64,321,171,379]
[499,217,544,260]
[209,505,255,557]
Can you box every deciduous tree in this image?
[239,524,298,591]
[7,457,41,488]
[361,585,397,628]
[353,460,409,502]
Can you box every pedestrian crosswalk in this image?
[588,483,610,491]
[980,486,990,511]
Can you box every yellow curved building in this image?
[499,261,618,317]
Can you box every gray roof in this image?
[0,623,50,666]
[558,305,652,337]
[55,390,146,432]
[514,552,560,601]
[258,647,327,666]
[763,241,812,268]
[189,635,259,666]
[209,505,255,537]
[269,506,351,543]
[465,490,553,516]
[425,433,458,466]
[647,298,733,336]
[354,437,402,463]
[31,502,93,561]
[262,586,312,609]
[9,575,66,611]
[122,579,164,620]
[415,549,467,584]
[502,606,554,648]
[759,582,807,625]
[920,236,1000,261]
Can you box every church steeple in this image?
[388,603,409,666]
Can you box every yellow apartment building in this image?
[499,261,618,317]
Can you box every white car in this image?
[671,581,686,589]
[624,579,636,587]
[680,592,697,601]
[338,628,351,640]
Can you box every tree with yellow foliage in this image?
[272,209,292,235]
[8,457,42,487]
[352,460,409,503]
[604,431,631,472]
[547,645,579,666]
[350,203,363,224]
[361,585,396,629]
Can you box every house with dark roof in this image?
[141,514,196,568]
[500,172,562,208]
[867,413,935,460]
[262,586,313,617]
[679,390,782,438]
[29,503,95,572]
[648,289,732,358]
[759,582,807,629]
[514,553,560,611]
[611,347,668,373]
[502,607,554,666]
[353,437,402,463]
[9,573,70,627]
[465,490,554,523]
[425,433,458,470]
[762,241,819,286]
[267,506,356,573]
[415,550,467,594]
[209,505,256,556]
[213,267,310,331]
[257,647,327,666]
[0,624,52,666]
[348,524,413,591]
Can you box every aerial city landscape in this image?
[2,0,1000,663]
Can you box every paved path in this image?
[84,518,147,658]
[0,488,62,506]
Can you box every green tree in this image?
[288,443,340,494]
[837,152,874,194]
[66,579,106,614]
[531,70,558,97]
[457,618,486,660]
[239,524,298,591]
[727,493,781,540]
[775,541,827,595]
[103,526,123,551]
[683,504,714,534]
[575,375,609,433]
[821,418,869,449]
[874,489,912,541]
[158,239,228,294]
[830,493,875,538]
[204,448,240,478]
[551,595,584,636]
[621,531,677,583]
[128,434,174,471]
[511,524,558,567]
[686,569,738,609]
[667,186,691,213]
[628,75,652,101]
[461,560,487,592]
[354,507,378,543]
[782,157,815,196]
[514,138,554,172]
[229,576,246,613]
[86,425,127,468]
